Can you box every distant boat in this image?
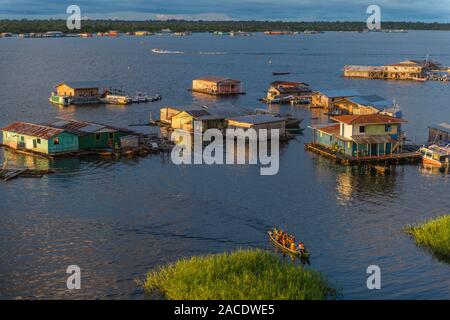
[272,72,290,76]
[151,48,184,54]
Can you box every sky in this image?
[0,0,449,22]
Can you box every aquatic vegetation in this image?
[144,249,335,300]
[406,215,450,263]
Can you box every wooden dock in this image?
[305,143,420,165]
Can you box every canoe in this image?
[268,231,310,258]
[273,72,290,75]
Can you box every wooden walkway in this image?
[305,143,420,165]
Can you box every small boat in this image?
[268,231,310,258]
[100,89,132,105]
[419,144,450,167]
[273,72,290,76]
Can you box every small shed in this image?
[428,123,450,144]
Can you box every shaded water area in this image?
[0,31,449,299]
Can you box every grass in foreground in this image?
[406,215,450,263]
[144,249,335,300]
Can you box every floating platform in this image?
[305,143,420,165]
[189,89,246,96]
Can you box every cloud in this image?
[0,0,449,22]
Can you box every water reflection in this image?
[419,164,450,176]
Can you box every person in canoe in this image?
[298,241,306,254]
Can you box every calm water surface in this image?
[0,31,449,299]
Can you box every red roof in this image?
[331,114,405,125]
[318,124,340,135]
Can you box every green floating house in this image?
[2,119,134,155]
[311,114,405,158]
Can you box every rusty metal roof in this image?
[46,119,133,136]
[2,122,64,139]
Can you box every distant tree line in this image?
[1,19,450,33]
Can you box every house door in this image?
[386,143,391,154]
[370,144,378,156]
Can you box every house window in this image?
[20,136,24,142]
[385,124,391,132]
[109,132,114,139]
[359,126,365,133]
[53,137,59,145]
[95,134,101,141]
[37,138,41,144]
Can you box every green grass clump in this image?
[144,249,334,300]
[406,215,450,263]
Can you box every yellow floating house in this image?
[334,95,391,115]
[49,81,102,105]
[311,89,360,108]
[192,76,244,95]
[169,106,248,132]
[343,60,441,81]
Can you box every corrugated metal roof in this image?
[317,124,340,135]
[2,122,64,139]
[46,119,132,136]
[227,114,285,125]
[346,95,390,109]
[430,122,450,134]
[195,76,241,83]
[331,114,405,125]
[316,89,360,98]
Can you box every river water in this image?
[0,31,449,299]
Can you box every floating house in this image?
[192,77,244,95]
[2,122,79,155]
[311,89,360,108]
[49,81,102,105]
[226,115,286,137]
[134,31,152,36]
[310,114,405,158]
[428,123,450,144]
[1,119,134,155]
[334,95,391,115]
[264,31,294,35]
[159,106,205,124]
[344,60,441,81]
[46,119,133,150]
[170,106,248,132]
[265,81,311,103]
